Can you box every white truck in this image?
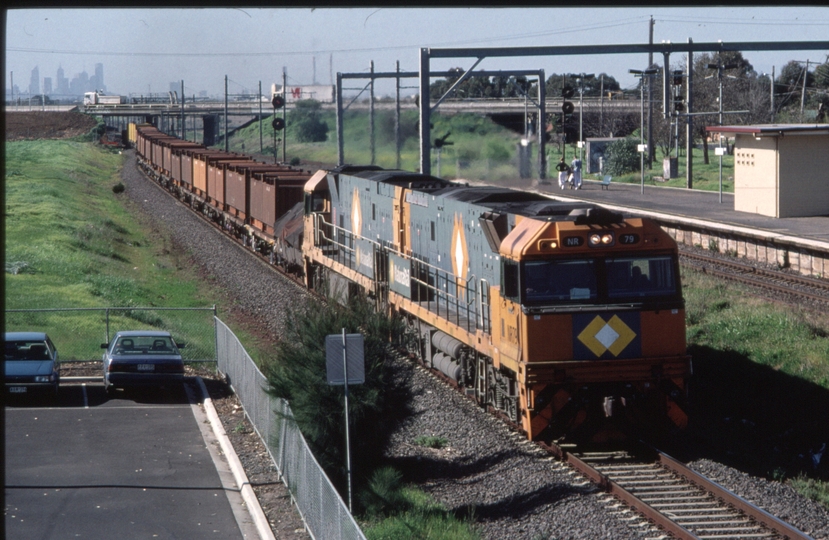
[83,92,125,106]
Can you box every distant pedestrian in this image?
[569,156,582,189]
[555,157,571,189]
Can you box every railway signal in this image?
[561,85,575,115]
[271,94,285,109]
[272,117,285,131]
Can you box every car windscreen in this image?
[114,336,177,355]
[5,341,52,361]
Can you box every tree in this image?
[814,62,829,89]
[604,137,640,176]
[288,99,329,142]
[265,292,410,502]
[776,60,811,110]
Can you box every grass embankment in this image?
[226,109,736,192]
[4,139,256,361]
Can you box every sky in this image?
[5,6,829,99]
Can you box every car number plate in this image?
[9,386,27,393]
[137,364,155,372]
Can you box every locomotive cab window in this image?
[606,255,677,299]
[304,193,327,215]
[501,259,520,302]
[523,259,598,304]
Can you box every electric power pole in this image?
[647,15,655,169]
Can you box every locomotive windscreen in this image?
[522,254,679,305]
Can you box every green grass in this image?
[682,266,829,506]
[590,148,735,193]
[4,140,269,363]
[683,269,829,387]
[360,467,479,540]
[414,435,449,449]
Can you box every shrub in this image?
[288,100,329,142]
[112,183,125,194]
[604,137,640,176]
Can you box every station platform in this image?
[531,177,829,249]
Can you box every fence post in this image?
[212,305,218,366]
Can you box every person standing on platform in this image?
[555,157,571,190]
[569,156,582,189]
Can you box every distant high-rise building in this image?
[95,63,104,92]
[43,77,52,96]
[70,70,90,95]
[29,66,40,95]
[56,65,69,95]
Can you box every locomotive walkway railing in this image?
[313,213,491,334]
[215,317,366,540]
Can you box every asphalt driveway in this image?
[4,382,250,539]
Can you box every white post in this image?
[341,328,353,513]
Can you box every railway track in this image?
[568,448,813,540]
[135,158,823,539]
[679,248,829,308]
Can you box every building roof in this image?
[705,124,829,137]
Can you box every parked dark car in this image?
[5,332,60,397]
[101,330,185,393]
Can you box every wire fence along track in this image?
[4,306,217,363]
[215,317,366,540]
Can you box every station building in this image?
[707,124,829,218]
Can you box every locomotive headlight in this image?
[588,232,615,247]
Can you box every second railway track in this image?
[679,248,829,309]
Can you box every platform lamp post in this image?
[576,73,594,165]
[630,68,658,195]
[707,61,739,204]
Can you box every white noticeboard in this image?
[325,333,365,385]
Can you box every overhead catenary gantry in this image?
[336,64,546,170]
[419,40,829,182]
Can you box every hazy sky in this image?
[6,7,829,98]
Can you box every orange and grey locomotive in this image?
[301,165,690,442]
[130,124,690,443]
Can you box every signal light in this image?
[562,85,575,98]
[272,117,285,131]
[271,95,285,109]
[562,101,574,115]
[671,70,684,86]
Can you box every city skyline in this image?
[6,7,829,101]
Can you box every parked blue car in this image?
[4,332,60,397]
[101,330,186,393]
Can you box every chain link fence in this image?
[215,317,366,540]
[4,307,218,363]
